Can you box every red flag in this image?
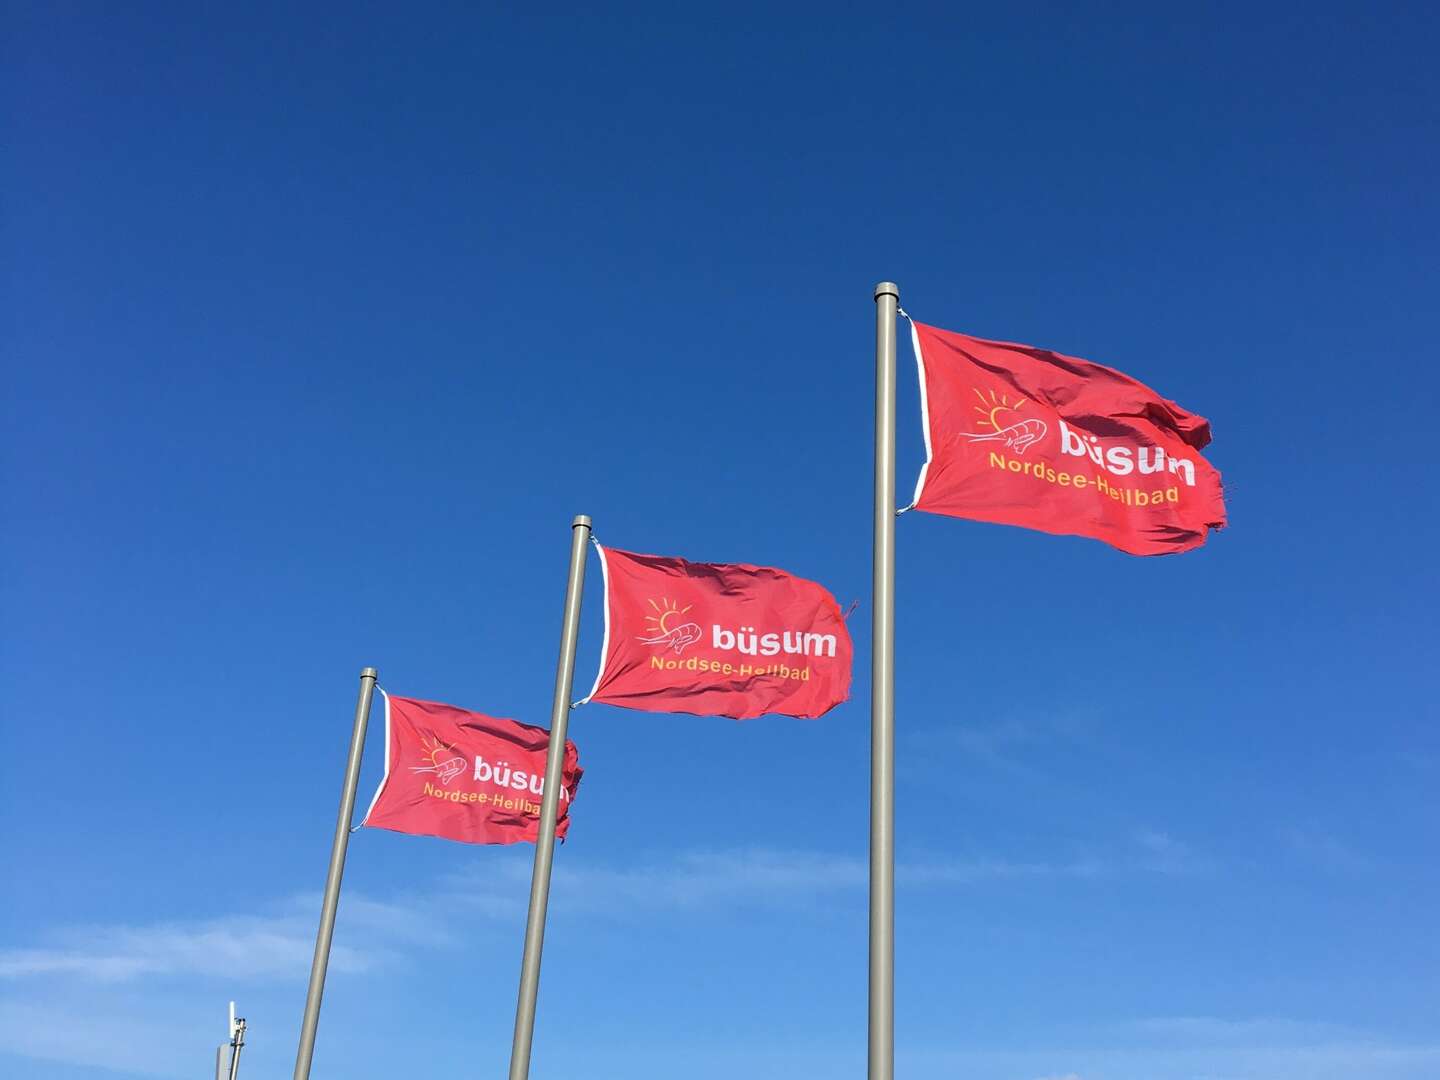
[362,694,581,845]
[907,318,1226,555]
[583,546,852,720]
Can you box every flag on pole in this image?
[362,694,582,845]
[582,546,852,719]
[906,317,1226,555]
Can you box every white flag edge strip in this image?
[576,540,612,705]
[904,311,933,511]
[359,687,393,825]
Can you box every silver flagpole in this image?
[292,666,378,1080]
[508,514,592,1080]
[871,282,899,1080]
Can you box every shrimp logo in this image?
[637,596,703,655]
[408,734,467,786]
[960,387,1047,454]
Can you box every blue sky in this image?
[3,4,1437,1079]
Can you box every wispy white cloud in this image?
[0,911,341,981]
[0,839,1188,986]
[945,713,1095,775]
[555,848,866,909]
[0,891,456,983]
[903,856,1103,884]
[1127,1014,1363,1043]
[0,997,198,1078]
[1133,828,1211,875]
[446,847,1110,916]
[1279,827,1372,872]
[906,1016,1440,1080]
[435,847,863,918]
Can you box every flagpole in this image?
[292,666,378,1080]
[508,514,592,1080]
[871,281,899,1080]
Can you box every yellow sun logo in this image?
[637,596,703,654]
[419,735,455,766]
[644,597,692,636]
[973,387,1028,432]
[409,734,467,784]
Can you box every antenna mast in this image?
[216,1002,246,1080]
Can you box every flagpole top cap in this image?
[572,514,592,529]
[874,281,899,300]
[360,666,378,679]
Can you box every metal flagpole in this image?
[871,282,899,1080]
[292,666,378,1080]
[508,514,592,1080]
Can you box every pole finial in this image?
[360,666,378,679]
[874,281,899,301]
[572,514,592,529]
